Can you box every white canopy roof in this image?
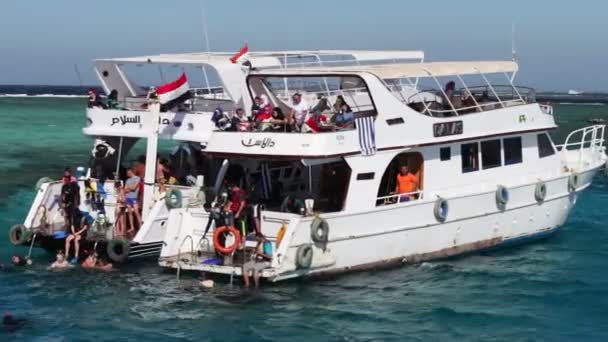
[95,50,425,68]
[253,61,519,78]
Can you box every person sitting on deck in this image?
[395,165,419,202]
[229,108,249,132]
[288,92,309,132]
[87,89,105,109]
[106,89,120,109]
[280,195,305,214]
[443,81,461,112]
[333,95,355,127]
[125,168,143,235]
[64,211,92,264]
[268,107,288,132]
[242,232,273,288]
[311,94,330,114]
[303,109,329,133]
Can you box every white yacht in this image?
[157,58,607,282]
[7,49,425,263]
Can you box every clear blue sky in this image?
[0,0,606,91]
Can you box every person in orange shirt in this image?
[395,165,418,202]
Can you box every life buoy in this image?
[295,244,313,269]
[535,182,547,203]
[106,239,131,263]
[495,185,509,207]
[276,224,287,247]
[310,217,329,243]
[8,224,29,246]
[213,226,241,255]
[165,188,183,209]
[434,198,449,222]
[35,177,54,192]
[568,173,579,192]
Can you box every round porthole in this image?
[102,70,109,77]
[187,123,194,130]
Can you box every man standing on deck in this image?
[124,168,143,234]
[395,165,418,202]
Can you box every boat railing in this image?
[555,125,606,169]
[376,190,424,206]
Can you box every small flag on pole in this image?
[230,44,249,64]
[157,73,190,107]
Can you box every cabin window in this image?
[538,133,555,158]
[440,147,451,161]
[357,172,375,180]
[376,152,424,206]
[503,137,523,165]
[481,139,502,169]
[461,143,479,173]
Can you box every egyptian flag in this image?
[157,73,191,109]
[230,44,253,69]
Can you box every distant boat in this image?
[568,90,584,95]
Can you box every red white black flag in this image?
[230,44,250,64]
[157,73,190,105]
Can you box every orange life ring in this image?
[213,226,241,255]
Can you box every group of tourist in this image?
[212,93,356,133]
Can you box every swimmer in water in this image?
[49,252,71,270]
[11,255,28,267]
[82,252,113,271]
[2,312,28,333]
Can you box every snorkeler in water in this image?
[2,312,28,333]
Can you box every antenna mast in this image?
[511,22,517,62]
[74,64,84,87]
[201,0,211,60]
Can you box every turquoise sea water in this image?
[0,97,607,341]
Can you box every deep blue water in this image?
[0,96,607,341]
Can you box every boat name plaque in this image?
[241,137,276,149]
[433,121,463,137]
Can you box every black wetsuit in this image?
[2,314,27,333]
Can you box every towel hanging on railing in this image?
[356,116,376,156]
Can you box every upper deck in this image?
[84,57,556,158]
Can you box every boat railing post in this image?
[477,69,504,109]
[427,70,458,116]
[456,74,480,111]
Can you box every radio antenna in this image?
[74,64,84,87]
[511,22,517,62]
[201,0,211,60]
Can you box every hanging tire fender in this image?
[495,185,509,207]
[433,197,449,222]
[106,239,131,263]
[35,177,54,192]
[310,217,329,243]
[568,173,579,192]
[535,182,547,203]
[8,224,30,246]
[165,188,183,209]
[295,244,313,269]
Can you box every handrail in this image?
[176,234,194,280]
[557,125,606,170]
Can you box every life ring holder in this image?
[534,182,547,203]
[433,197,449,222]
[310,216,329,243]
[213,226,241,255]
[568,173,579,192]
[495,185,509,208]
[106,239,131,263]
[295,244,313,269]
[165,188,183,209]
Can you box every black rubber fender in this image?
[165,188,183,209]
[295,244,313,269]
[106,239,131,263]
[310,217,329,243]
[8,224,30,246]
